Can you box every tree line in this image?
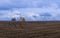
[12,17,25,21]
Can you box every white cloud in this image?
[0,8,60,21]
[0,0,60,21]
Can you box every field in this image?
[0,21,60,38]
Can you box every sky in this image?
[0,0,60,21]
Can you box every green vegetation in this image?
[20,17,25,21]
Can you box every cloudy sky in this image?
[0,0,60,21]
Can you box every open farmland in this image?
[0,21,60,38]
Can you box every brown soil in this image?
[0,21,60,38]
